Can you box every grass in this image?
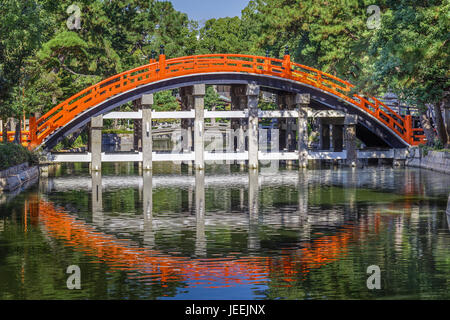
[53,135,87,152]
[0,143,39,171]
[102,129,134,135]
[418,144,450,156]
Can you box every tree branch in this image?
[62,65,97,78]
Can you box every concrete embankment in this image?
[406,148,450,175]
[0,163,40,193]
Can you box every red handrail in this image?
[0,131,31,146]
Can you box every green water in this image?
[0,164,449,300]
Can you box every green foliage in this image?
[52,134,86,152]
[205,86,227,111]
[366,0,449,107]
[242,0,376,76]
[0,143,38,171]
[259,100,277,111]
[102,129,134,135]
[198,17,251,54]
[154,90,178,111]
[0,0,45,118]
[419,141,450,156]
[0,0,447,140]
[1,0,199,118]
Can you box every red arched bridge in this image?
[2,52,426,150]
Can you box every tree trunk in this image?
[14,118,21,144]
[441,93,450,149]
[418,108,436,146]
[433,102,448,147]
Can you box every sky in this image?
[169,0,250,23]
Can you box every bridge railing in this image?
[29,53,426,149]
[0,131,31,146]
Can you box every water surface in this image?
[0,164,449,300]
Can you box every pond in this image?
[0,164,449,300]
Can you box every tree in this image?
[367,0,450,146]
[198,17,251,54]
[241,0,378,78]
[0,0,44,138]
[1,0,448,148]
[154,91,178,112]
[12,0,199,119]
[205,86,227,111]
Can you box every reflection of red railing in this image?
[32,197,380,288]
[18,53,425,149]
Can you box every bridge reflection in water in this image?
[34,178,359,288]
[26,166,450,294]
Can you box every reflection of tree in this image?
[1,171,449,299]
[261,208,450,300]
[0,193,186,299]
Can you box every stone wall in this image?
[0,163,40,192]
[406,148,450,175]
[0,163,29,178]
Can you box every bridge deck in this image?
[46,150,405,163]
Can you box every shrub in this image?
[0,143,38,171]
[102,129,134,135]
[433,139,444,150]
[53,135,87,152]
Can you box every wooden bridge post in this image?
[277,95,287,152]
[248,169,260,251]
[320,120,331,150]
[286,116,295,168]
[333,125,344,152]
[133,99,143,153]
[0,119,5,143]
[329,124,335,152]
[247,83,260,170]
[297,94,310,168]
[90,115,103,172]
[6,118,14,143]
[193,84,206,171]
[142,94,154,171]
[29,116,37,149]
[239,107,247,170]
[298,171,310,240]
[158,45,166,78]
[195,170,206,257]
[180,87,194,167]
[143,171,154,248]
[317,119,323,151]
[345,115,358,167]
[231,85,248,169]
[91,172,103,227]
